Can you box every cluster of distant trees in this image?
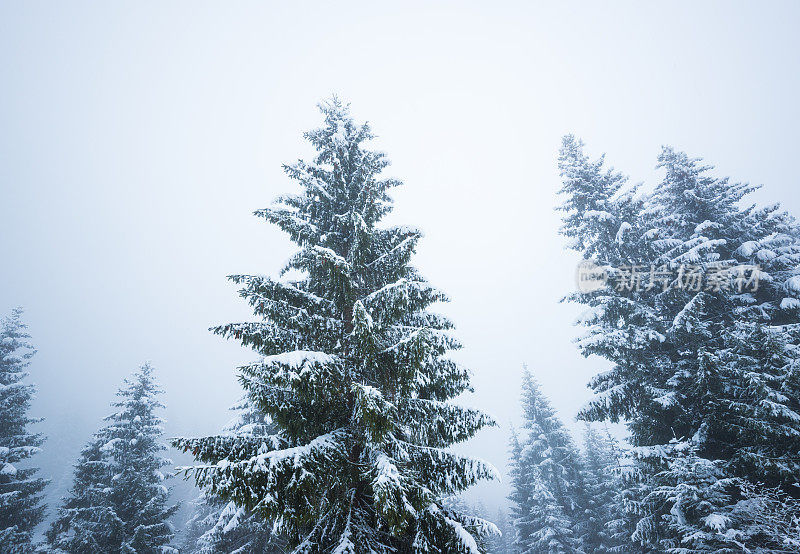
[0,309,282,554]
[0,309,179,553]
[505,137,800,553]
[3,101,800,553]
[507,368,625,553]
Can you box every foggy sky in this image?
[2,1,800,517]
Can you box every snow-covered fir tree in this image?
[508,368,584,554]
[45,436,119,552]
[0,308,47,553]
[507,428,532,553]
[595,429,641,554]
[47,363,178,553]
[179,400,283,554]
[482,508,513,554]
[179,494,216,553]
[175,98,498,553]
[558,137,800,551]
[579,424,623,554]
[508,379,632,553]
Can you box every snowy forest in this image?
[3,99,800,552]
[3,3,800,554]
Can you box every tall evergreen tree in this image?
[0,308,47,553]
[646,148,800,487]
[47,364,178,553]
[508,368,583,554]
[175,99,498,553]
[522,370,584,546]
[558,137,800,551]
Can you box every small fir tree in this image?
[0,308,47,552]
[578,424,621,553]
[47,364,178,553]
[507,427,534,553]
[508,368,584,554]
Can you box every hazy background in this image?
[2,0,800,528]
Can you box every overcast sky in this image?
[2,1,800,516]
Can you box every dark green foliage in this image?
[175,99,497,553]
